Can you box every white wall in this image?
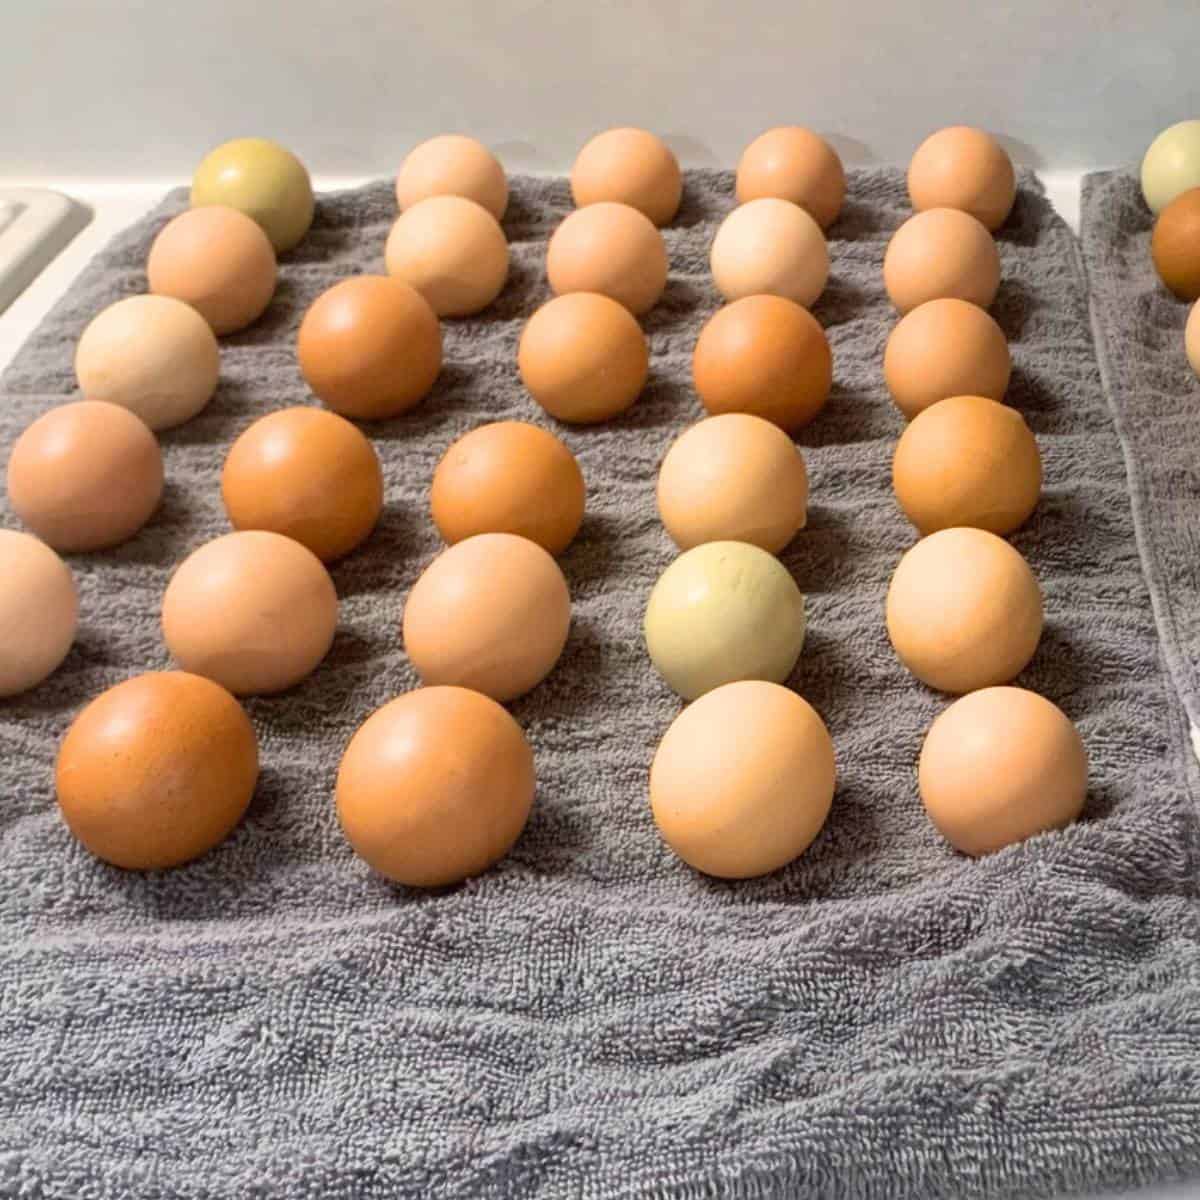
[2,0,1191,179]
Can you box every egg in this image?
[74,294,220,430]
[395,134,508,220]
[883,208,1000,314]
[297,275,441,420]
[545,202,668,315]
[884,298,1011,419]
[1151,188,1200,301]
[886,527,1042,694]
[0,530,78,697]
[384,195,508,317]
[1141,120,1200,215]
[892,394,1041,536]
[6,401,163,552]
[55,671,258,870]
[657,414,808,554]
[147,206,277,335]
[517,292,648,422]
[692,294,831,432]
[919,686,1087,856]
[1188,300,1200,380]
[221,407,383,562]
[710,197,829,308]
[161,530,338,696]
[431,421,585,555]
[336,686,534,887]
[570,127,682,226]
[650,679,834,878]
[402,533,570,701]
[907,126,1016,232]
[191,137,314,253]
[735,126,846,229]
[644,541,805,701]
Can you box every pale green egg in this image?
[1141,120,1200,215]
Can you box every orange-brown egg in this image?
[518,292,649,423]
[692,294,831,432]
[883,208,1000,314]
[919,686,1087,855]
[0,529,77,697]
[221,407,383,562]
[570,127,682,226]
[735,126,846,229]
[710,197,829,308]
[431,421,585,554]
[1151,187,1200,301]
[395,134,508,220]
[402,532,570,701]
[336,685,534,887]
[892,394,1041,536]
[55,671,258,870]
[908,126,1016,232]
[297,275,441,420]
[6,400,163,552]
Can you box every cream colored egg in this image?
[1141,120,1200,215]
[396,134,508,220]
[710,198,829,308]
[883,209,1000,314]
[0,530,78,697]
[1187,299,1200,381]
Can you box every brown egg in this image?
[384,195,509,317]
[431,421,585,554]
[883,208,1000,314]
[692,294,832,432]
[297,275,441,420]
[919,686,1087,856]
[884,298,1011,419]
[657,414,808,553]
[710,198,829,308]
[55,671,258,870]
[336,685,534,887]
[221,407,383,562]
[570,127,682,226]
[402,532,570,701]
[162,531,338,696]
[517,292,649,423]
[545,203,668,315]
[147,206,277,335]
[735,126,846,229]
[1188,300,1200,380]
[6,400,163,552]
[0,530,77,697]
[1151,187,1200,301]
[908,126,1016,232]
[893,394,1041,536]
[650,680,835,878]
[886,527,1042,694]
[395,134,508,220]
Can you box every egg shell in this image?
[336,686,534,887]
[1188,300,1200,380]
[1141,120,1200,215]
[886,527,1042,694]
[892,394,1041,536]
[545,203,668,315]
[884,298,1011,419]
[222,407,383,562]
[191,137,314,253]
[657,413,808,554]
[644,540,805,701]
[907,126,1016,232]
[147,206,277,335]
[710,197,829,309]
[692,294,832,432]
[735,127,846,229]
[161,530,338,696]
[385,195,509,317]
[919,686,1087,856]
[0,530,78,697]
[650,679,834,878]
[6,400,163,552]
[55,671,258,870]
[402,533,571,702]
[883,208,1000,314]
[297,275,441,420]
[517,292,648,423]
[74,294,220,430]
[570,127,682,226]
[431,421,585,555]
[1151,188,1200,301]
[396,134,508,220]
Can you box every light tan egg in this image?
[908,126,1016,232]
[395,134,508,220]
[735,126,846,229]
[0,530,78,697]
[571,127,682,226]
[710,198,829,308]
[1188,300,1200,380]
[883,208,1000,314]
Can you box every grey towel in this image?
[1,169,1198,1200]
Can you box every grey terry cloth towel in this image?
[1,170,1199,1200]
